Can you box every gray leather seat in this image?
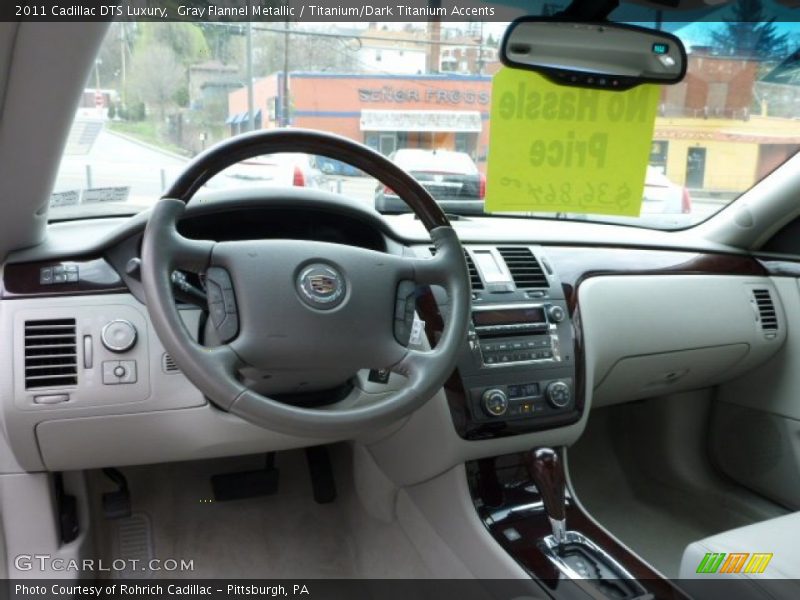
[679,512,800,599]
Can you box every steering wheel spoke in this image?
[408,253,454,286]
[172,235,215,273]
[388,346,427,379]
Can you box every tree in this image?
[127,42,183,122]
[135,22,210,66]
[94,22,124,90]
[246,29,359,77]
[198,23,242,64]
[708,0,789,59]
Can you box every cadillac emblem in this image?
[297,264,346,309]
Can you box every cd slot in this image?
[475,324,548,338]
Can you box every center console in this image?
[469,449,686,599]
[421,245,580,439]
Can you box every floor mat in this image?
[90,446,432,579]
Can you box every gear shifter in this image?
[522,448,651,597]
[525,447,567,545]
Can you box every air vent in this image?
[24,319,78,389]
[497,247,548,289]
[429,247,484,291]
[162,353,180,373]
[753,289,778,331]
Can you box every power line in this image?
[207,21,490,49]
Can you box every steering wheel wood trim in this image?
[165,128,450,231]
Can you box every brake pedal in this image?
[102,468,132,520]
[211,452,280,502]
[305,445,337,504]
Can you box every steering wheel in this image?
[140,129,471,437]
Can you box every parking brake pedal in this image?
[211,453,280,502]
[305,446,337,504]
[102,468,132,520]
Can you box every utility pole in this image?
[427,7,442,74]
[246,14,255,132]
[477,21,484,75]
[282,17,290,127]
[119,23,127,107]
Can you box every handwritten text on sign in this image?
[485,69,660,216]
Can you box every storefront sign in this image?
[358,86,490,106]
[360,109,482,132]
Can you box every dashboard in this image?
[0,193,789,480]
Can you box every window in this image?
[49,18,800,230]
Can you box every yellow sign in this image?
[485,69,660,217]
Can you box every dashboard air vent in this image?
[752,289,778,331]
[24,319,78,389]
[497,247,548,289]
[429,247,484,291]
[162,353,180,373]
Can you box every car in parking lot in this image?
[641,165,693,224]
[375,149,485,215]
[207,153,332,191]
[316,156,365,177]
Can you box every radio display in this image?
[473,307,546,326]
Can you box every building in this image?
[188,61,240,112]
[228,54,800,193]
[354,25,428,75]
[756,49,800,119]
[653,50,800,192]
[653,115,800,192]
[228,72,492,161]
[660,48,758,119]
[439,34,500,75]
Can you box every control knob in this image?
[546,381,571,408]
[481,388,509,417]
[101,319,138,353]
[548,305,566,323]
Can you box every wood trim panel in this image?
[468,453,688,598]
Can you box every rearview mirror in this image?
[500,19,686,91]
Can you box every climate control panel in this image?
[469,378,574,423]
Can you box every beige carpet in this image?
[88,445,432,579]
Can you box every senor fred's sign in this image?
[485,69,660,216]
[358,86,490,106]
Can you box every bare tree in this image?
[128,42,183,121]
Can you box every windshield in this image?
[51,12,800,229]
